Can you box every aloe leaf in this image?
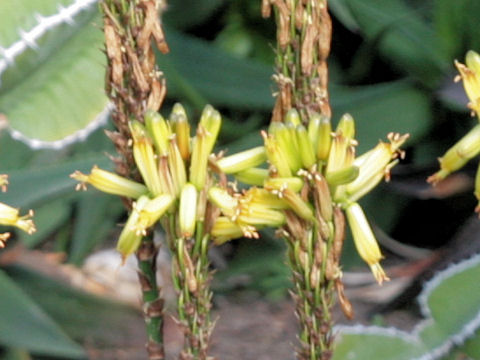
[0,269,85,358]
[345,0,449,85]
[6,264,141,350]
[68,193,124,265]
[331,80,431,153]
[0,153,111,208]
[334,254,480,360]
[0,0,108,148]
[160,27,274,110]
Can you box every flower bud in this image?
[208,186,238,218]
[71,165,148,199]
[171,112,191,161]
[264,177,304,193]
[189,106,221,190]
[316,116,332,161]
[345,202,389,284]
[234,168,269,186]
[326,165,359,186]
[285,108,301,126]
[269,123,302,173]
[217,146,267,174]
[296,125,316,169]
[130,121,164,195]
[335,113,355,141]
[179,183,197,238]
[307,113,321,151]
[144,110,171,156]
[168,136,187,195]
[262,131,292,177]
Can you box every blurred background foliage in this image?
[1,0,480,358]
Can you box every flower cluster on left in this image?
[0,174,36,247]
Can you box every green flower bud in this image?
[168,136,187,196]
[189,105,222,190]
[217,146,267,174]
[264,177,304,193]
[345,202,388,285]
[145,110,171,156]
[130,121,164,195]
[262,131,292,177]
[171,112,191,161]
[234,168,269,186]
[316,116,332,161]
[71,165,148,199]
[179,183,198,238]
[335,113,355,141]
[307,113,321,152]
[269,123,302,173]
[285,108,301,126]
[208,186,238,218]
[325,134,355,177]
[326,165,359,186]
[296,124,316,169]
[237,202,285,227]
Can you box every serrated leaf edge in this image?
[9,102,111,149]
[335,253,480,360]
[0,0,98,84]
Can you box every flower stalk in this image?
[100,1,169,358]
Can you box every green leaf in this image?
[331,80,432,153]
[18,199,71,248]
[0,269,85,358]
[334,254,480,360]
[68,193,124,265]
[345,0,449,85]
[0,1,108,148]
[6,264,141,349]
[164,0,223,30]
[160,28,274,110]
[0,153,111,208]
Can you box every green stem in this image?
[136,234,165,360]
[169,218,213,359]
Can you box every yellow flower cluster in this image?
[216,109,408,284]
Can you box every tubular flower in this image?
[70,166,148,198]
[345,202,389,285]
[0,202,36,235]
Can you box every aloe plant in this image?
[333,254,480,360]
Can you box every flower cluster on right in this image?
[428,50,480,212]
[214,109,408,284]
